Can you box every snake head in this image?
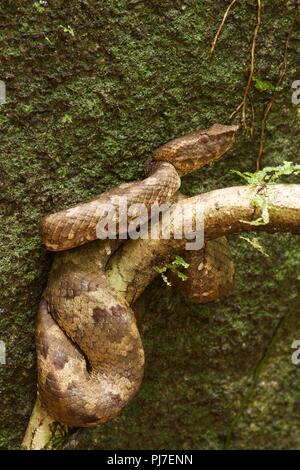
[151,124,239,176]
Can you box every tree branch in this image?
[107,184,300,303]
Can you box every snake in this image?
[37,123,238,427]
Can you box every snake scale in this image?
[37,123,238,427]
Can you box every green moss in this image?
[0,0,300,449]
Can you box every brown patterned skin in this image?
[151,124,239,176]
[37,240,144,427]
[37,124,238,427]
[41,124,238,252]
[40,162,181,252]
[169,237,235,303]
[167,193,235,304]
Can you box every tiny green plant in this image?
[232,161,300,186]
[232,161,300,226]
[240,236,269,258]
[61,114,73,124]
[59,25,75,37]
[33,2,45,13]
[245,192,273,226]
[252,76,279,93]
[154,256,190,287]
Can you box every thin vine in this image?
[229,0,261,135]
[210,0,238,56]
[256,9,298,170]
[240,236,270,257]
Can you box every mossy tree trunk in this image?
[1,0,300,449]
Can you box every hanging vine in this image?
[210,0,238,56]
[256,10,298,170]
[210,1,298,168]
[229,0,262,135]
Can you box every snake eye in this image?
[202,134,210,143]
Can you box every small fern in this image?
[232,161,300,226]
[154,256,190,287]
[240,236,269,258]
[232,161,300,186]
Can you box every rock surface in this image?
[0,0,300,449]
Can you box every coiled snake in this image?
[37,124,238,427]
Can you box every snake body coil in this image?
[37,124,238,427]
